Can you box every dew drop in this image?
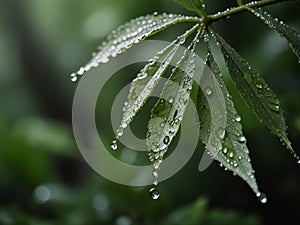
[269,103,280,112]
[163,136,170,145]
[235,115,241,122]
[116,129,123,137]
[257,192,267,204]
[297,159,300,165]
[111,140,118,150]
[205,87,212,96]
[152,170,159,178]
[70,73,78,82]
[121,122,127,129]
[149,187,160,200]
[238,136,246,143]
[77,67,85,75]
[216,128,226,139]
[168,96,174,103]
[222,147,228,154]
[229,152,234,158]
[255,82,263,90]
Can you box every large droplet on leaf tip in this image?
[149,187,160,200]
[257,192,267,204]
[110,140,118,150]
[70,73,78,82]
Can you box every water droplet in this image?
[163,136,170,145]
[205,87,212,96]
[77,67,85,75]
[222,147,228,154]
[152,170,159,178]
[203,34,209,43]
[229,152,234,158]
[121,122,127,129]
[149,187,160,200]
[153,161,160,170]
[216,128,226,139]
[257,192,267,204]
[255,82,263,90]
[269,103,280,112]
[111,140,118,150]
[297,159,300,164]
[235,115,241,122]
[238,136,246,143]
[116,129,123,137]
[168,96,174,103]
[70,73,78,82]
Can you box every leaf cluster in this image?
[72,0,300,199]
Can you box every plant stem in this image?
[209,0,289,23]
[181,0,290,25]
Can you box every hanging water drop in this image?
[149,187,160,200]
[70,73,78,82]
[257,192,267,204]
[110,140,118,150]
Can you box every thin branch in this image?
[208,0,289,23]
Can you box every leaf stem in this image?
[208,0,289,23]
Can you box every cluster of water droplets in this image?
[202,39,264,200]
[69,12,199,82]
[145,28,202,198]
[249,8,300,63]
[112,25,200,150]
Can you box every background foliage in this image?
[0,0,300,224]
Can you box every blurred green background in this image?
[0,0,300,224]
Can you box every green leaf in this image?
[198,36,261,196]
[211,29,300,163]
[248,8,300,60]
[116,24,200,137]
[146,27,203,178]
[72,13,199,75]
